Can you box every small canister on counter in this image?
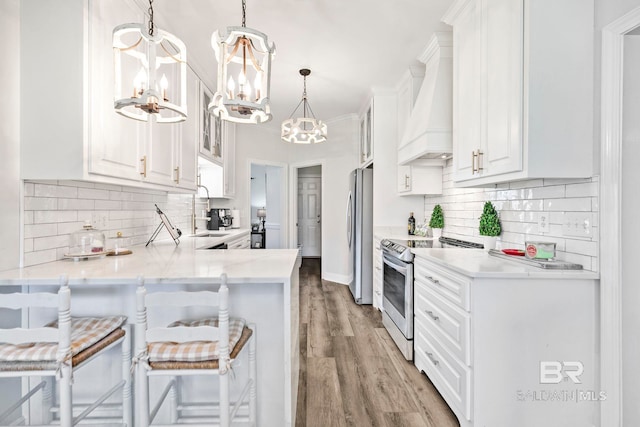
[525,241,556,260]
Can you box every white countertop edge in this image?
[411,248,600,280]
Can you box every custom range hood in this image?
[398,32,452,165]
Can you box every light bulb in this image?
[133,67,147,97]
[254,73,262,100]
[160,74,168,101]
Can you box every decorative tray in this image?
[488,249,583,270]
[63,251,107,261]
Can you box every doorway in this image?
[297,166,322,257]
[249,161,287,249]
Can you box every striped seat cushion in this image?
[0,316,127,362]
[147,317,246,363]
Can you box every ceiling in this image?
[156,0,453,130]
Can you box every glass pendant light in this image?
[113,0,187,123]
[210,0,276,124]
[281,69,327,144]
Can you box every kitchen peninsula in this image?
[0,230,301,426]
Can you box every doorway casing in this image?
[600,6,640,426]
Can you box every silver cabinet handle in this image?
[405,174,410,189]
[425,351,439,366]
[425,310,439,321]
[423,275,440,285]
[477,149,484,172]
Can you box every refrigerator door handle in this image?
[346,191,353,248]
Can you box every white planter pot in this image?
[431,228,443,239]
[482,236,497,251]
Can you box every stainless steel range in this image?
[380,236,483,360]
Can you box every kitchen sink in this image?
[194,232,229,237]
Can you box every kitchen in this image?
[0,0,639,426]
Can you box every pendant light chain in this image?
[242,0,247,28]
[148,0,155,36]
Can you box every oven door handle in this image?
[382,254,409,274]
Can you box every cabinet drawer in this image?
[228,238,249,249]
[415,281,471,365]
[414,316,471,420]
[414,256,470,310]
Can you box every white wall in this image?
[622,33,640,427]
[0,0,21,272]
[371,92,425,228]
[0,0,21,417]
[289,116,360,283]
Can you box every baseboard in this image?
[322,272,350,285]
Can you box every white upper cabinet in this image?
[174,67,199,191]
[198,120,236,199]
[443,0,594,186]
[21,0,197,192]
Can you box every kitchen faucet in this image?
[191,178,211,235]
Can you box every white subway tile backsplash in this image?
[24,197,57,210]
[78,188,110,200]
[23,250,57,267]
[545,198,592,212]
[24,211,34,225]
[95,200,122,210]
[425,162,599,271]
[24,183,34,197]
[33,235,69,251]
[24,224,57,239]
[565,239,598,257]
[58,198,95,211]
[566,182,598,198]
[529,185,566,200]
[23,180,192,267]
[57,221,86,235]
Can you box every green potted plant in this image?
[479,201,501,250]
[429,204,444,239]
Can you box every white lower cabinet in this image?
[397,164,443,195]
[372,236,383,310]
[226,232,250,249]
[413,255,599,427]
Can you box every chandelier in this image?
[281,69,327,144]
[113,0,187,123]
[210,0,276,124]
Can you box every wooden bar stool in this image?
[0,275,132,427]
[133,274,256,427]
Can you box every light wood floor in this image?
[295,258,460,427]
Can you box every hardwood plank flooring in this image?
[297,258,459,427]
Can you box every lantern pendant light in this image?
[281,69,327,144]
[210,0,276,124]
[113,0,187,123]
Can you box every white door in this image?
[298,177,321,257]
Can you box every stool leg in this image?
[169,376,178,423]
[58,365,73,427]
[122,325,133,427]
[220,369,230,427]
[42,376,54,424]
[249,324,257,427]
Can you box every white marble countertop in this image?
[411,248,600,279]
[0,229,300,286]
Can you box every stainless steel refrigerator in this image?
[346,168,373,304]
